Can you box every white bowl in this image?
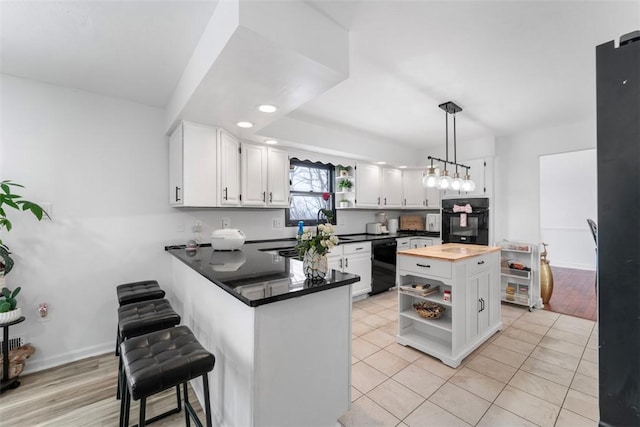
[0,307,22,324]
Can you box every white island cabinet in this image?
[396,243,502,368]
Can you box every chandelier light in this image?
[423,101,475,192]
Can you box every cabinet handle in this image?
[224,187,228,200]
[175,186,181,202]
[339,258,343,269]
[416,263,431,268]
[384,197,387,205]
[262,191,266,202]
[377,197,380,205]
[404,198,406,206]
[345,258,349,268]
[424,199,428,206]
[355,247,363,251]
[477,260,485,265]
[269,192,273,203]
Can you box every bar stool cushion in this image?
[120,326,215,400]
[118,299,180,339]
[117,280,165,306]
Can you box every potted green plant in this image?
[337,166,349,177]
[0,286,21,323]
[339,199,350,208]
[0,180,49,286]
[337,179,353,192]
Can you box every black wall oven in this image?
[442,198,489,245]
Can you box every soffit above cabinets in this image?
[165,0,350,137]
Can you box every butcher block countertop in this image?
[398,243,501,261]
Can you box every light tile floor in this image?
[339,291,599,427]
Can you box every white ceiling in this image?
[1,0,638,149]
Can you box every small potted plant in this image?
[0,286,21,323]
[0,180,49,289]
[337,179,353,192]
[339,199,350,208]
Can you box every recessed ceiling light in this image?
[265,139,278,145]
[376,161,386,165]
[257,104,278,113]
[236,121,253,128]
[399,165,407,169]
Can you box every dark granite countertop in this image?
[167,241,360,307]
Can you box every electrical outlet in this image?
[222,218,231,229]
[193,220,203,233]
[272,218,283,228]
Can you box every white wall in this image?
[494,119,597,251]
[540,149,597,270]
[0,75,409,372]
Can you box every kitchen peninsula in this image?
[396,243,502,368]
[166,242,360,427]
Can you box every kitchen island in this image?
[166,243,360,427]
[396,243,502,368]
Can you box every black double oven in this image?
[441,198,490,246]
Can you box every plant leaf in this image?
[1,288,9,297]
[11,287,21,298]
[1,184,9,194]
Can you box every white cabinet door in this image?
[402,169,425,208]
[241,143,267,206]
[168,122,217,207]
[345,252,372,296]
[425,186,440,208]
[218,130,241,206]
[266,147,290,207]
[169,126,183,206]
[382,168,403,208]
[355,163,381,208]
[466,270,490,343]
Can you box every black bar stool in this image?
[115,280,165,356]
[119,326,215,427]
[116,298,180,399]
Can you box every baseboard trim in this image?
[22,342,113,375]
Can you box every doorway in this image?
[539,149,597,320]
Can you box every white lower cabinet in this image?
[410,237,434,248]
[396,251,502,367]
[329,242,372,297]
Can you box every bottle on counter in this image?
[297,221,304,240]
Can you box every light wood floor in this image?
[543,266,597,321]
[0,352,204,426]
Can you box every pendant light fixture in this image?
[423,101,475,192]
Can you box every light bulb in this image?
[451,172,463,191]
[422,167,438,188]
[462,174,475,192]
[438,170,451,190]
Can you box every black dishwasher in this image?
[370,238,398,295]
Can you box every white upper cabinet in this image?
[168,121,217,207]
[218,129,241,206]
[402,169,425,208]
[266,147,290,207]
[355,163,381,208]
[240,144,290,207]
[401,169,440,209]
[381,168,403,208]
[241,143,268,206]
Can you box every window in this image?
[285,160,336,226]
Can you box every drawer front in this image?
[343,242,371,255]
[467,253,493,275]
[397,255,452,279]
